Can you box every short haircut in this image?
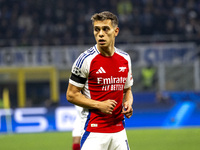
[91,11,119,27]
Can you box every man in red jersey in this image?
[67,11,133,150]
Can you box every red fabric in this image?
[72,143,80,150]
[86,53,128,133]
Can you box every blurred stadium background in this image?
[0,0,200,149]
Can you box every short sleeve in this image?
[69,52,89,88]
[124,54,134,89]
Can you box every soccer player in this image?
[67,11,134,150]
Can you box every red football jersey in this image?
[69,45,133,133]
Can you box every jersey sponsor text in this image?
[97,76,127,85]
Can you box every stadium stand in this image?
[0,0,200,46]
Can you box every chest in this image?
[89,54,129,81]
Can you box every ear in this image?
[114,27,119,37]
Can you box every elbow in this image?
[66,91,74,104]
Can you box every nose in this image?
[99,29,104,37]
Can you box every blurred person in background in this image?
[72,105,83,150]
[67,11,133,150]
[141,64,157,91]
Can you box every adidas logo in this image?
[96,67,106,74]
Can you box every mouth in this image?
[98,39,106,44]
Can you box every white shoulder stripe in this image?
[75,46,97,68]
[115,48,128,56]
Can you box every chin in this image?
[98,43,107,47]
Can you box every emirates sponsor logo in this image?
[97,76,127,85]
[97,76,127,91]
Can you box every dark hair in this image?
[91,11,118,27]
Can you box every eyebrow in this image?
[94,25,110,28]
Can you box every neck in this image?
[99,47,114,56]
[97,42,115,56]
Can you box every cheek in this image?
[93,33,98,38]
[108,31,116,37]
[108,33,115,39]
[107,32,113,37]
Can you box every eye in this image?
[94,27,100,32]
[103,27,109,32]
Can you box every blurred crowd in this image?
[0,0,200,47]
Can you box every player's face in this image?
[93,20,119,50]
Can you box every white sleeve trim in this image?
[69,79,85,88]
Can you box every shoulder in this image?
[75,46,99,68]
[115,47,130,60]
[115,47,129,56]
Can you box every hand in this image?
[122,101,133,118]
[98,99,117,114]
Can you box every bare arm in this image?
[66,83,117,114]
[122,87,133,118]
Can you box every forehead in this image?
[93,19,113,27]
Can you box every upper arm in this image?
[66,83,82,101]
[123,86,131,94]
[67,52,89,98]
